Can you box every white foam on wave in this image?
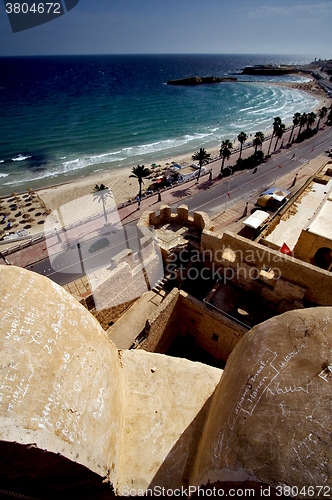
[12,154,31,162]
[0,173,9,178]
[62,153,126,172]
[0,160,4,163]
[239,106,254,113]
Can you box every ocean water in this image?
[0,54,319,196]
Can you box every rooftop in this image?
[264,161,332,250]
[306,194,332,239]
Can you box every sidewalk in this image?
[210,153,327,234]
[1,126,330,268]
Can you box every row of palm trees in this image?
[118,105,332,203]
[214,105,331,176]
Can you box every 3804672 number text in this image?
[5,3,61,14]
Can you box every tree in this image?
[130,165,151,202]
[219,140,233,175]
[237,131,247,159]
[297,112,307,140]
[268,117,281,155]
[253,131,265,154]
[93,184,113,224]
[306,111,317,130]
[327,108,332,125]
[289,113,301,143]
[317,107,328,129]
[192,148,211,182]
[274,123,286,151]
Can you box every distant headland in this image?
[241,59,332,78]
[241,65,296,76]
[167,76,237,85]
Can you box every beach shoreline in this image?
[37,76,331,207]
[2,76,331,233]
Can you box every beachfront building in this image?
[178,165,205,182]
[260,159,332,270]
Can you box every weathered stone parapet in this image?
[0,266,125,486]
[0,266,222,497]
[138,287,180,352]
[160,205,172,222]
[2,266,332,496]
[191,307,332,492]
[201,230,332,307]
[194,211,214,231]
[138,204,214,232]
[176,204,189,224]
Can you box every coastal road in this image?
[17,126,332,285]
[171,126,332,215]
[25,222,139,285]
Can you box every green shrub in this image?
[296,127,318,143]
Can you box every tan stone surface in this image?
[0,265,124,484]
[201,230,332,306]
[192,307,332,495]
[117,350,222,494]
[0,265,223,495]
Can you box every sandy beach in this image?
[1,76,331,236]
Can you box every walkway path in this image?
[1,125,331,270]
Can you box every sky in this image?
[0,0,331,57]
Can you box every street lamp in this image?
[225,166,233,211]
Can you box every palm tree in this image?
[289,113,301,143]
[130,165,151,202]
[306,111,317,130]
[274,123,286,151]
[237,131,247,159]
[192,148,211,182]
[219,139,233,175]
[253,131,265,154]
[268,117,281,155]
[317,107,328,129]
[327,108,332,125]
[297,112,307,140]
[93,184,113,224]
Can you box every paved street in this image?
[1,124,332,286]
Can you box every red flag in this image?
[311,146,315,152]
[227,192,231,199]
[279,165,282,168]
[280,242,292,255]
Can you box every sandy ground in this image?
[1,76,331,236]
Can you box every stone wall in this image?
[137,287,180,353]
[117,350,221,494]
[0,265,125,487]
[137,204,215,232]
[0,265,222,497]
[201,230,332,307]
[293,229,332,265]
[191,307,332,495]
[139,289,247,363]
[89,240,163,311]
[178,292,247,362]
[90,298,138,330]
[2,266,332,497]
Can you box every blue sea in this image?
[0,54,319,196]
